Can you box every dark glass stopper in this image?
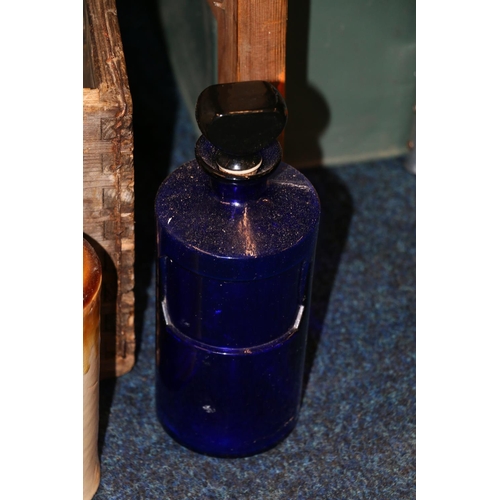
[195,81,287,158]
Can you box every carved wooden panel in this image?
[83,0,135,378]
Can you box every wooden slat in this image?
[208,0,287,97]
[84,0,135,378]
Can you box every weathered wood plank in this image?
[208,0,287,96]
[84,0,135,378]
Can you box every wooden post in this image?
[207,0,288,97]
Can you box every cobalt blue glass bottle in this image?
[155,81,320,457]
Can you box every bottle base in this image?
[157,407,299,458]
[155,317,307,458]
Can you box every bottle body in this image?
[155,158,320,456]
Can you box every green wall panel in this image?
[159,0,416,167]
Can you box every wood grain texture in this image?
[84,0,135,378]
[208,0,287,96]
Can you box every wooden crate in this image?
[83,0,135,378]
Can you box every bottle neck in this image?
[195,136,282,204]
[195,136,281,206]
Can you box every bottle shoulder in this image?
[155,160,320,262]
